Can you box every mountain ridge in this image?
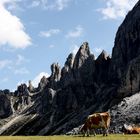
[0,0,140,135]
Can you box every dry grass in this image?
[0,135,139,140]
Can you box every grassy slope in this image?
[0,135,140,140]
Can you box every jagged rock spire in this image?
[61,53,74,77]
[65,53,74,69]
[50,63,61,82]
[73,42,90,69]
[96,50,108,61]
[28,80,34,92]
[38,76,48,91]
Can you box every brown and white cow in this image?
[122,124,140,134]
[81,112,111,136]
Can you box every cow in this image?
[122,124,140,134]
[81,112,111,136]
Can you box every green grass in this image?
[0,135,139,140]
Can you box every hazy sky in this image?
[0,0,138,90]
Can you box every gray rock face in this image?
[50,63,61,82]
[0,92,12,119]
[38,76,48,91]
[1,0,140,136]
[73,42,95,85]
[110,1,140,98]
[49,63,61,89]
[73,42,91,69]
[28,80,35,92]
[64,53,74,70]
[61,53,74,86]
[111,1,140,81]
[8,85,32,116]
[118,55,140,96]
[110,92,140,133]
[95,50,111,85]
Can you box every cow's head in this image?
[80,124,85,132]
[122,124,133,134]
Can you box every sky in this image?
[0,0,139,91]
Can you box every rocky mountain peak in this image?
[78,42,90,57]
[38,76,48,91]
[73,42,91,69]
[96,50,108,61]
[60,53,74,84]
[64,53,74,70]
[50,63,61,82]
[28,80,35,92]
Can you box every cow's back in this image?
[88,112,110,128]
[132,127,140,134]
[88,114,102,128]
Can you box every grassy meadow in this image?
[0,135,140,140]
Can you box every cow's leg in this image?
[82,133,85,137]
[102,128,105,136]
[82,130,85,137]
[93,129,96,136]
[102,128,108,136]
[87,129,90,137]
[84,131,86,137]
[105,128,108,136]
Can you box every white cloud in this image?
[5,0,23,12]
[29,0,48,9]
[16,55,24,65]
[16,54,28,65]
[98,0,138,19]
[30,0,70,11]
[40,29,61,38]
[30,0,40,8]
[66,25,84,38]
[14,67,30,75]
[0,54,30,75]
[0,60,12,69]
[0,0,31,49]
[32,72,50,87]
[48,44,55,48]
[55,0,70,11]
